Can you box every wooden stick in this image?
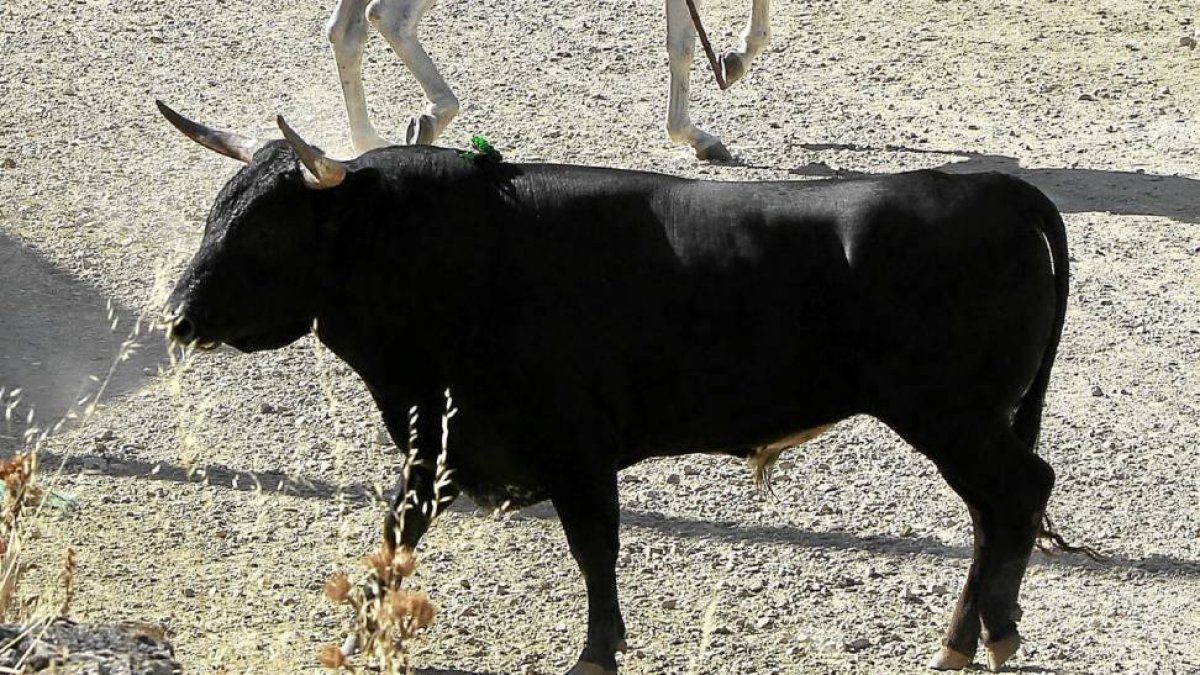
[684,0,729,90]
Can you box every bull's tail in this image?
[1037,513,1106,561]
[1010,182,1106,562]
[1011,187,1069,448]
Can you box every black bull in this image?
[160,103,1084,674]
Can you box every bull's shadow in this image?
[789,144,1200,224]
[36,446,1200,579]
[0,231,167,454]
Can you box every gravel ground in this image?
[1,0,1198,673]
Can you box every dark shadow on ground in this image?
[39,448,1200,579]
[415,669,499,675]
[0,232,168,452]
[790,144,1200,224]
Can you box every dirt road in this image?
[1,0,1197,672]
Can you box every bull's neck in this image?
[312,175,501,391]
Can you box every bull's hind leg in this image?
[328,0,390,153]
[896,415,1055,672]
[720,0,770,87]
[928,504,985,669]
[366,0,460,145]
[665,0,732,160]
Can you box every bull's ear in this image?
[156,100,261,164]
[276,116,347,190]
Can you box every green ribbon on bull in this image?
[459,135,503,164]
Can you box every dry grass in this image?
[0,294,156,666]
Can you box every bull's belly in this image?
[460,482,549,512]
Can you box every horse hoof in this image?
[352,136,390,155]
[695,139,732,162]
[564,661,617,675]
[721,51,747,86]
[928,645,973,670]
[985,632,1022,672]
[405,114,439,145]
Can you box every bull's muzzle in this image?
[167,311,219,351]
[168,315,197,345]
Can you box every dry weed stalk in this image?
[310,320,359,555]
[686,592,722,675]
[0,453,39,623]
[56,548,76,617]
[0,453,75,626]
[318,392,456,674]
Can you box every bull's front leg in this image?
[720,0,770,87]
[385,453,461,552]
[366,0,460,145]
[381,401,460,553]
[665,0,732,161]
[552,465,625,674]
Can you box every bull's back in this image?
[474,167,1058,456]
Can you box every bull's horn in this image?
[276,116,346,189]
[156,100,260,164]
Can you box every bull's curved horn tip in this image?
[277,115,346,189]
[276,115,297,137]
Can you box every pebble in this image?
[844,638,871,652]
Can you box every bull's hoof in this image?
[405,114,439,145]
[928,645,974,670]
[564,661,617,675]
[695,139,732,162]
[721,51,747,87]
[615,639,628,653]
[985,632,1021,672]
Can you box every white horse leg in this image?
[366,0,459,145]
[665,0,731,161]
[722,0,770,87]
[328,0,389,153]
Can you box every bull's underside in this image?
[161,122,1070,674]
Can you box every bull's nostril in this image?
[170,317,195,344]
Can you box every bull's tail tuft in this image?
[1035,513,1106,561]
